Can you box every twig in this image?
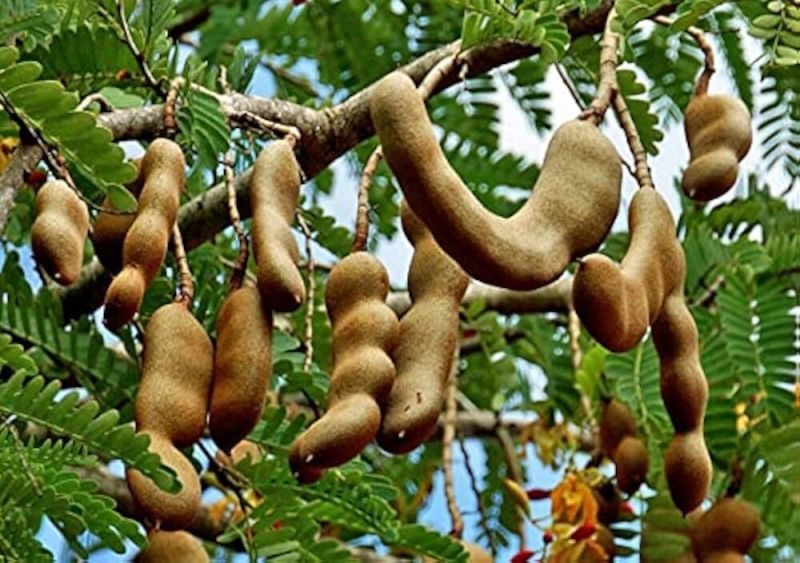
[568,307,598,436]
[76,93,115,112]
[654,15,716,96]
[224,150,248,290]
[228,111,302,142]
[459,439,496,555]
[172,223,194,305]
[496,426,526,549]
[556,63,586,112]
[351,147,383,253]
[296,213,316,374]
[114,0,166,97]
[442,354,464,539]
[611,91,655,190]
[164,80,180,138]
[579,7,620,125]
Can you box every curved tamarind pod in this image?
[93,159,144,273]
[289,252,398,482]
[370,72,621,291]
[104,139,184,329]
[653,294,711,514]
[126,432,201,530]
[210,284,273,453]
[31,180,89,285]
[251,140,305,312]
[135,303,214,448]
[378,201,468,453]
[135,529,209,562]
[599,398,649,494]
[573,188,684,352]
[692,498,759,562]
[682,95,752,202]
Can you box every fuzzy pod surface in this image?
[104,139,184,329]
[682,94,752,202]
[692,498,759,562]
[135,529,209,562]
[210,284,273,452]
[378,201,468,453]
[573,188,684,352]
[653,294,711,514]
[370,71,621,291]
[31,180,89,285]
[289,252,398,482]
[599,398,649,495]
[135,303,214,448]
[126,432,201,530]
[93,159,144,273]
[251,140,305,311]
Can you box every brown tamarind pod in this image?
[682,95,751,202]
[135,303,214,448]
[251,140,305,311]
[370,71,621,291]
[93,159,144,273]
[593,482,622,526]
[209,284,273,453]
[31,180,89,285]
[599,398,649,494]
[126,432,201,530]
[289,252,398,482]
[691,498,759,562]
[135,529,209,563]
[653,294,711,514]
[573,188,684,352]
[104,139,184,329]
[378,201,468,453]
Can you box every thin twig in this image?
[459,438,496,555]
[579,7,619,125]
[172,223,194,305]
[496,426,526,549]
[442,354,464,539]
[654,15,716,96]
[114,0,166,96]
[164,80,180,138]
[611,91,655,190]
[556,63,586,112]
[228,111,302,142]
[351,147,383,253]
[76,93,115,112]
[568,307,598,436]
[224,150,249,290]
[295,212,320,419]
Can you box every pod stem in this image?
[296,212,316,374]
[442,354,464,539]
[612,92,655,190]
[172,223,194,306]
[224,149,249,291]
[654,16,716,97]
[579,7,620,125]
[352,54,463,253]
[163,79,180,138]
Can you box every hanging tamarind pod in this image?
[289,252,398,483]
[251,140,305,311]
[378,200,468,454]
[370,71,621,291]
[572,188,684,353]
[209,283,273,453]
[682,94,752,202]
[93,158,144,273]
[135,529,209,562]
[31,180,89,285]
[599,398,649,494]
[103,139,184,329]
[691,498,759,562]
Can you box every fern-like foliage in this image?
[0,1,61,51]
[0,45,137,204]
[640,488,693,561]
[176,86,230,169]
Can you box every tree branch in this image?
[0,144,43,235]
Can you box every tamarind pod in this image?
[135,530,209,563]
[370,72,621,291]
[614,436,649,495]
[682,95,752,202]
[251,140,305,312]
[210,284,273,453]
[593,483,621,526]
[31,180,89,285]
[599,398,638,455]
[126,432,201,530]
[378,201,469,453]
[104,139,184,329]
[93,159,144,273]
[573,188,685,352]
[135,303,214,448]
[289,252,398,482]
[663,431,712,515]
[692,498,759,561]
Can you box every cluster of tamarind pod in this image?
[599,398,649,495]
